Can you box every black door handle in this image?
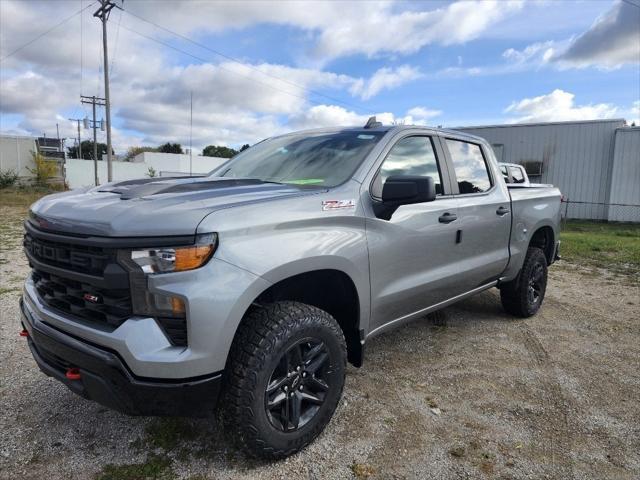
[438,212,457,223]
[496,206,510,216]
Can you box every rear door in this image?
[440,137,511,291]
[364,134,462,334]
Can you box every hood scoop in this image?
[99,177,269,200]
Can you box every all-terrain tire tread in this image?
[220,301,346,459]
[500,247,548,318]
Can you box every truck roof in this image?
[276,124,487,144]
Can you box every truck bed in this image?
[505,185,562,279]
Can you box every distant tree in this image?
[125,145,157,161]
[67,140,111,160]
[239,144,250,152]
[157,142,184,154]
[202,145,238,158]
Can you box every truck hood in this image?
[29,176,317,237]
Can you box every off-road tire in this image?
[220,301,347,459]
[500,247,548,317]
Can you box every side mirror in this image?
[374,175,436,220]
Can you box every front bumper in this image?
[20,297,222,416]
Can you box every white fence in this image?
[65,159,148,188]
[65,154,228,189]
[0,135,37,178]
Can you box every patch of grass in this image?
[96,455,174,480]
[0,185,63,208]
[561,220,640,276]
[351,462,376,479]
[145,418,197,452]
[0,287,21,295]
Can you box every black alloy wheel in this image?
[265,338,331,432]
[500,246,548,317]
[527,261,545,307]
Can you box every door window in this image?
[372,136,443,198]
[509,166,526,183]
[446,139,492,194]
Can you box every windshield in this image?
[211,130,385,187]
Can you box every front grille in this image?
[33,269,132,327]
[24,226,187,346]
[24,233,112,276]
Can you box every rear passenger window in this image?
[372,136,443,198]
[446,139,492,194]
[509,166,525,183]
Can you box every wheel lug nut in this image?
[302,372,307,377]
[297,366,301,371]
[284,386,288,391]
[299,385,303,391]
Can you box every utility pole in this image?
[68,118,83,159]
[93,0,120,182]
[81,95,106,186]
[189,91,193,177]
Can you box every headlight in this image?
[131,233,217,274]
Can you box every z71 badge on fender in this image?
[322,199,356,211]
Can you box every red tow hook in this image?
[65,368,82,381]
[19,329,29,337]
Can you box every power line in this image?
[119,24,311,105]
[110,8,123,76]
[620,0,640,9]
[0,2,96,63]
[122,9,376,114]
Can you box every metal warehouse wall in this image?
[0,135,37,178]
[458,119,626,220]
[608,127,640,222]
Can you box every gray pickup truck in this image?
[20,119,561,458]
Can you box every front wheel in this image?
[500,247,548,317]
[221,301,347,459]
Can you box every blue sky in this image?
[0,0,638,153]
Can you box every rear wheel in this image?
[221,301,346,459]
[500,247,548,317]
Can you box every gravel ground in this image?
[1,203,639,480]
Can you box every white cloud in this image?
[313,0,524,61]
[555,0,640,69]
[503,41,556,65]
[350,65,422,100]
[624,100,640,126]
[289,104,441,130]
[406,107,442,120]
[119,0,524,63]
[2,1,449,153]
[504,89,618,123]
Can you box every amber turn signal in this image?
[174,245,215,272]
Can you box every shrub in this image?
[27,152,58,186]
[0,169,19,189]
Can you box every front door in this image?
[365,135,463,334]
